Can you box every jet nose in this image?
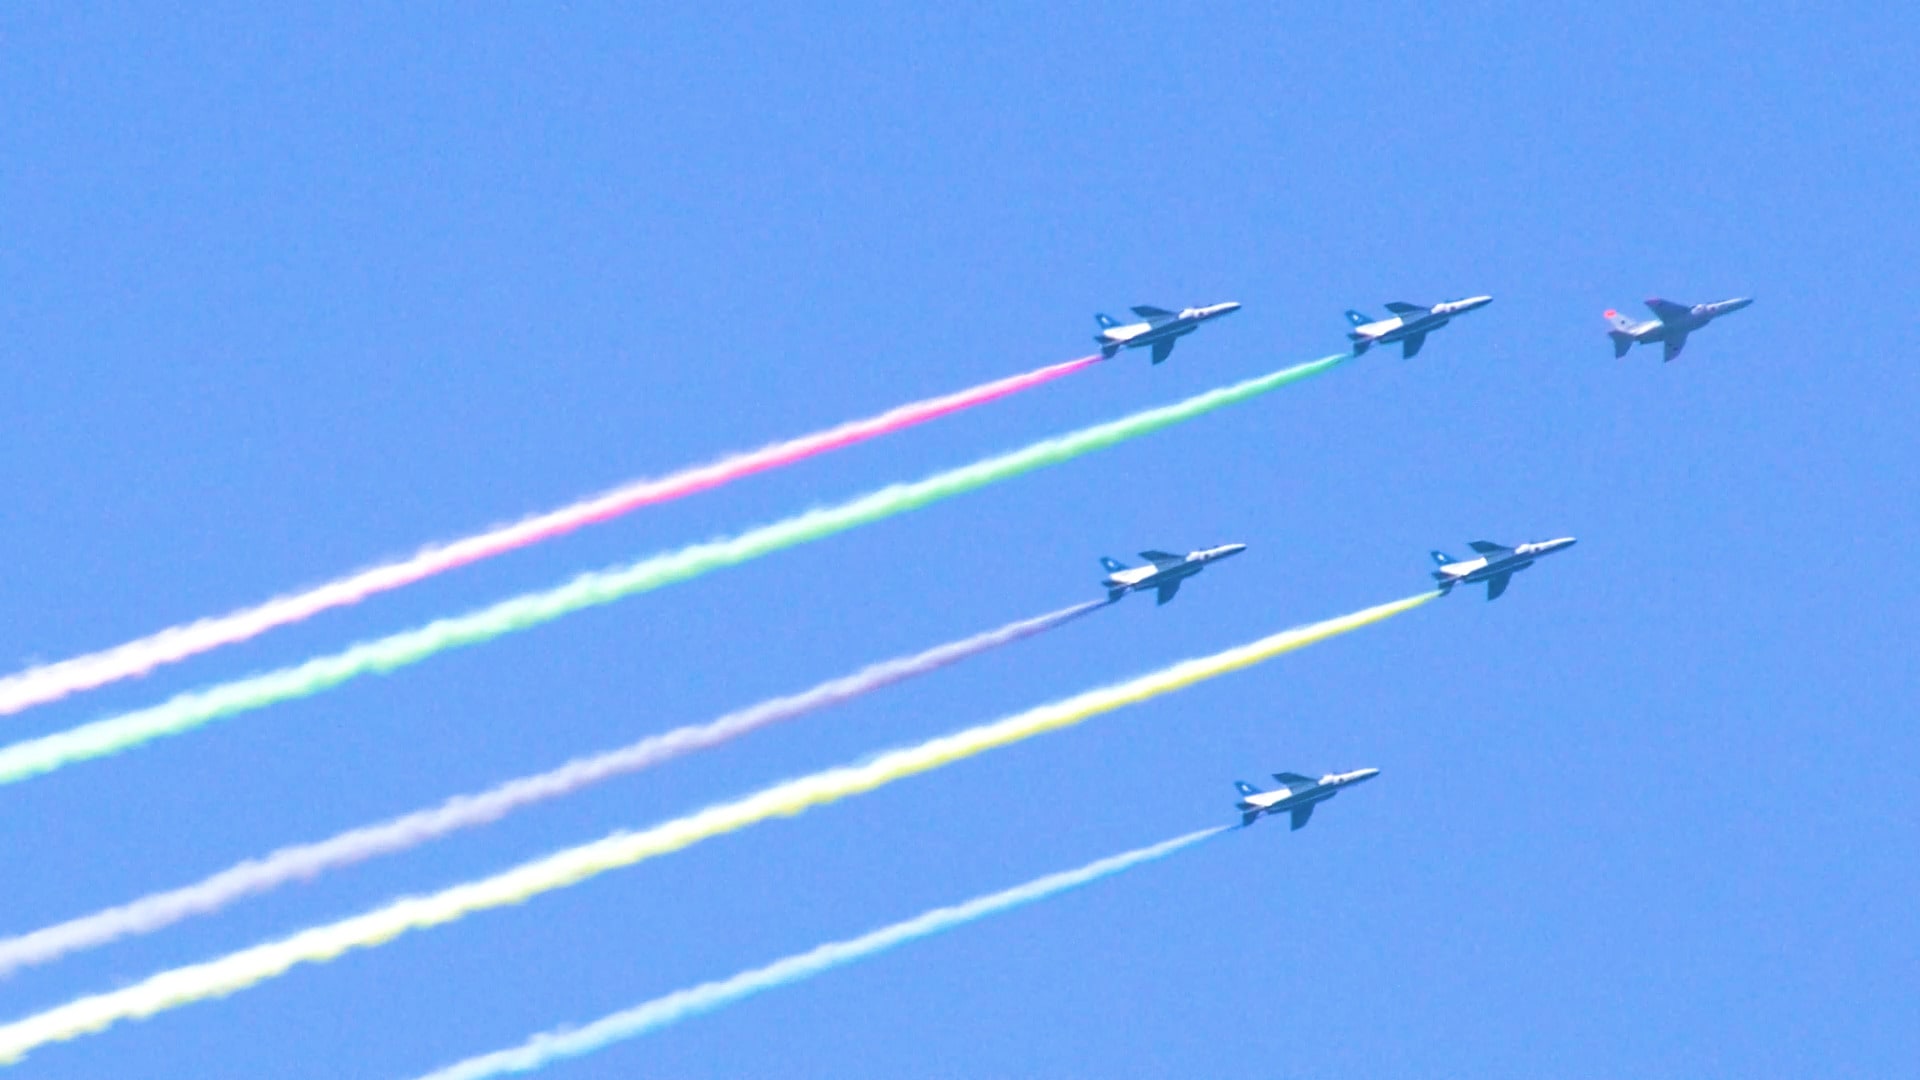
[1547,537,1578,553]
[1210,542,1248,561]
[1724,297,1753,312]
[1350,768,1381,784]
[1210,301,1242,318]
[1460,295,1494,311]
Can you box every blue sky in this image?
[3,3,1916,1077]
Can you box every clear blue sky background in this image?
[3,4,1915,1077]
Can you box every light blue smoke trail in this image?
[413,826,1228,1079]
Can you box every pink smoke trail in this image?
[0,600,1105,976]
[0,356,1100,716]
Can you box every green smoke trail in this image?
[0,353,1347,786]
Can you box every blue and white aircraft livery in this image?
[1234,768,1380,830]
[1606,296,1752,362]
[1344,295,1493,358]
[1430,537,1578,601]
[1099,543,1246,605]
[1093,301,1241,363]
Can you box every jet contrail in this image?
[414,827,1228,1080]
[0,356,1102,718]
[0,353,1348,787]
[0,589,1427,1064]
[0,601,1106,976]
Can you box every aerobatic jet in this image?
[1606,296,1752,361]
[1100,543,1246,605]
[1234,768,1380,830]
[1430,537,1577,601]
[1094,302,1241,363]
[1344,295,1493,358]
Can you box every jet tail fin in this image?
[1344,309,1372,327]
[1604,310,1636,357]
[1430,550,1457,566]
[1234,780,1262,796]
[1095,313,1121,329]
[1099,556,1128,572]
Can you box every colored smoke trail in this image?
[0,356,1100,718]
[0,352,1348,787]
[0,588,1426,1063]
[414,827,1228,1080]
[0,601,1105,976]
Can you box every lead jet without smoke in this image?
[1094,302,1241,363]
[1606,296,1752,362]
[1345,295,1492,358]
[1430,536,1577,601]
[1235,768,1380,830]
[1100,543,1246,605]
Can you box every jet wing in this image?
[1273,772,1315,784]
[1401,332,1428,359]
[1644,298,1693,324]
[1155,580,1182,605]
[1150,339,1175,364]
[1131,305,1176,321]
[1485,571,1514,601]
[1466,541,1510,554]
[1383,301,1427,314]
[1139,550,1185,568]
[1663,331,1689,362]
[1289,804,1316,830]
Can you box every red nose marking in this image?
[1603,309,1617,318]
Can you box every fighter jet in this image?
[1430,537,1577,601]
[1344,295,1492,358]
[1100,543,1246,605]
[1606,296,1752,362]
[1234,768,1379,830]
[1094,302,1241,363]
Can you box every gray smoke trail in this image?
[0,601,1104,977]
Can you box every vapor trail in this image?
[0,356,1101,717]
[0,353,1348,787]
[415,827,1228,1080]
[0,588,1427,1064]
[0,601,1105,976]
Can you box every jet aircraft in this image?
[1430,537,1577,600]
[1100,543,1246,605]
[1606,296,1752,361]
[1344,295,1492,358]
[1234,768,1380,830]
[1094,302,1241,363]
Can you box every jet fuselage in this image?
[1346,295,1492,358]
[1235,768,1379,829]
[1096,302,1240,363]
[1607,296,1751,360]
[1431,537,1577,600]
[1101,543,1246,605]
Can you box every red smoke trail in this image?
[0,355,1099,716]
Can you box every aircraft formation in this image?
[1086,291,1746,824]
[0,283,1754,1074]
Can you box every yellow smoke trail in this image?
[0,590,1434,1065]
